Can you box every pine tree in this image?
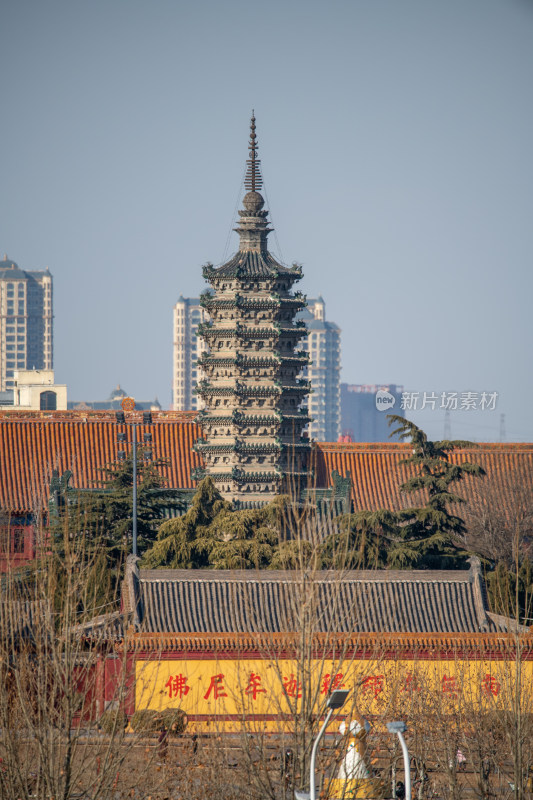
[142,479,290,569]
[386,415,486,568]
[320,509,396,570]
[141,477,231,569]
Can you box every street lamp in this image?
[295,689,350,800]
[115,401,153,558]
[386,721,411,800]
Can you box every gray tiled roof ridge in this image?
[138,567,474,583]
[123,558,525,636]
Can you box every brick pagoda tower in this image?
[194,114,311,504]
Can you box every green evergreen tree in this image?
[143,479,291,569]
[320,509,396,570]
[386,415,486,568]
[142,477,231,568]
[49,451,182,602]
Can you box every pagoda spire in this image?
[244,111,263,192]
[235,112,272,253]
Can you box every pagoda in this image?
[193,114,311,504]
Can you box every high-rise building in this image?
[172,297,208,411]
[0,256,53,392]
[298,297,341,442]
[193,114,311,503]
[340,383,404,442]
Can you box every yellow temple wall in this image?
[135,655,533,733]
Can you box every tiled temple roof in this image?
[315,442,533,514]
[125,559,515,638]
[0,410,202,514]
[0,599,49,641]
[0,412,531,521]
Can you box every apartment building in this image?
[0,256,53,392]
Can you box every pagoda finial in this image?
[244,111,263,193]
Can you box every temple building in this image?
[194,115,311,503]
[86,556,532,733]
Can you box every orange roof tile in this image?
[0,410,202,514]
[1,411,531,520]
[316,441,533,514]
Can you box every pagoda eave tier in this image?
[197,354,309,368]
[197,326,307,342]
[199,294,306,312]
[196,412,282,426]
[193,469,283,484]
[223,411,307,425]
[194,442,283,455]
[196,386,282,397]
[280,412,310,422]
[197,355,280,365]
[202,253,303,281]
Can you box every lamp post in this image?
[295,689,350,800]
[115,399,153,558]
[386,721,411,800]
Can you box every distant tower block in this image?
[0,256,53,392]
[194,114,311,504]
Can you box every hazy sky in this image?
[1,0,532,441]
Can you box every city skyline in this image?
[1,0,532,441]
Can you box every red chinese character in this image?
[165,674,190,699]
[481,674,500,697]
[401,673,420,693]
[441,675,458,696]
[245,672,267,700]
[283,674,302,699]
[203,673,228,700]
[321,673,345,695]
[361,675,384,698]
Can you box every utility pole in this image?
[115,398,153,558]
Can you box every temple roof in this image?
[124,559,517,637]
[1,414,531,523]
[315,441,533,515]
[0,410,201,513]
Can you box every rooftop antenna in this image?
[244,111,263,193]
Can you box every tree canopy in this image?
[142,478,291,569]
[385,415,486,568]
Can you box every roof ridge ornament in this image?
[244,111,263,193]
